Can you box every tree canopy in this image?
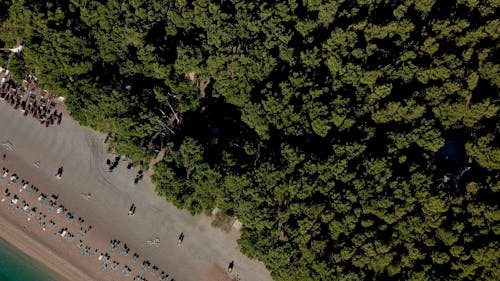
[1,0,499,280]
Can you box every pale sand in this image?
[0,99,272,281]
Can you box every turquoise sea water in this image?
[0,237,63,281]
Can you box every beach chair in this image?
[28,211,35,221]
[80,193,91,200]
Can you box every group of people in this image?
[134,170,144,184]
[106,155,121,173]
[105,156,144,184]
[0,73,62,127]
[0,164,175,281]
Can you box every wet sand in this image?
[0,216,90,280]
[0,99,272,281]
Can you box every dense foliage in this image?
[1,0,499,280]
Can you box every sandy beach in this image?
[0,215,91,280]
[0,99,272,281]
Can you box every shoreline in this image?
[0,153,145,281]
[0,96,272,281]
[0,215,91,281]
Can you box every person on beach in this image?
[2,154,5,161]
[177,232,184,245]
[56,166,63,179]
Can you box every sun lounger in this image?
[80,193,91,200]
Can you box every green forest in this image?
[1,0,499,280]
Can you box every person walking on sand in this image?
[2,154,5,161]
[56,166,63,179]
[177,232,184,246]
